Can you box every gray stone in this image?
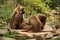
[0,29,8,34]
[33,34,45,40]
[53,33,59,36]
[56,29,60,35]
[1,37,15,40]
[27,38,36,40]
[46,32,53,39]
[43,25,53,32]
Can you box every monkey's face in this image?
[18,6,25,14]
[38,14,47,23]
[20,8,25,14]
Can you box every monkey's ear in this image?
[13,12,17,17]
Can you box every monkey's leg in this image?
[10,23,16,29]
[21,25,32,32]
[10,19,17,29]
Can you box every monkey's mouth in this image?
[21,11,25,14]
[19,11,25,14]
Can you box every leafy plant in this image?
[55,37,60,40]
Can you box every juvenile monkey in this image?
[10,6,25,29]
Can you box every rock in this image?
[46,32,53,39]
[56,29,60,35]
[27,38,36,40]
[33,34,45,40]
[51,26,56,33]
[53,33,59,36]
[43,25,53,32]
[20,31,50,38]
[1,37,15,40]
[14,34,28,40]
[15,29,50,38]
[0,29,8,34]
[10,28,53,40]
[12,29,50,40]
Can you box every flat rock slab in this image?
[11,29,50,38]
[13,30,47,40]
[11,29,50,34]
[10,25,53,37]
[19,31,50,35]
[10,25,53,40]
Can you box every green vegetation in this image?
[0,30,19,38]
[55,37,60,40]
[0,0,60,25]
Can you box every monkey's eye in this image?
[19,11,22,14]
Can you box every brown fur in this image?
[20,22,32,29]
[38,14,47,30]
[24,15,42,32]
[22,14,47,32]
[10,6,25,29]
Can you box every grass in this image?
[55,37,60,40]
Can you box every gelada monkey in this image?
[38,14,47,30]
[23,15,42,32]
[22,14,47,32]
[10,6,25,29]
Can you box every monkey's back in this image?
[29,15,42,32]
